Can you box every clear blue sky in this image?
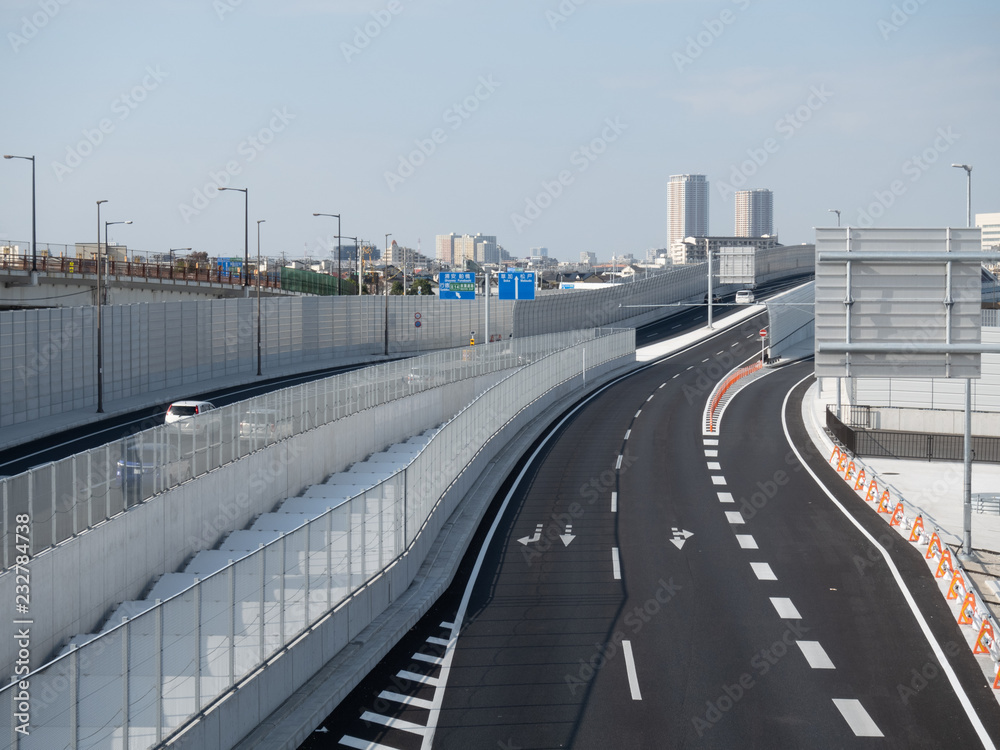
[2,0,997,264]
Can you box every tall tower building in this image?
[435,234,458,265]
[667,174,709,248]
[734,189,774,237]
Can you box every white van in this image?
[735,290,755,304]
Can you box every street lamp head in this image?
[3,155,12,159]
[952,163,972,173]
[257,219,266,225]
[97,199,108,205]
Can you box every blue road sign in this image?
[498,271,536,300]
[439,272,476,300]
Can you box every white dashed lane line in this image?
[616,454,624,469]
[717,492,734,503]
[646,394,654,402]
[711,476,727,485]
[707,462,721,471]
[624,429,631,440]
[735,534,758,549]
[725,511,744,524]
[749,562,776,580]
[832,699,884,737]
[705,449,718,457]
[703,438,718,445]
[622,640,643,700]
[769,597,802,620]
[611,492,617,513]
[612,547,622,579]
[634,409,642,418]
[797,641,835,669]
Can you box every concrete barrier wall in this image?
[766,281,815,361]
[857,406,1000,435]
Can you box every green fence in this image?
[280,267,347,295]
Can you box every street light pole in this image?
[313,213,341,294]
[256,220,265,376]
[952,164,972,228]
[828,209,841,227]
[219,187,249,292]
[952,162,974,557]
[98,218,132,413]
[4,154,37,274]
[384,233,392,355]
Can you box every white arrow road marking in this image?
[670,527,693,549]
[518,523,543,546]
[560,524,575,546]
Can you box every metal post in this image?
[707,248,714,330]
[155,602,163,744]
[229,564,236,687]
[122,618,130,749]
[485,270,490,347]
[194,580,201,711]
[964,378,973,556]
[96,201,106,413]
[256,220,265,376]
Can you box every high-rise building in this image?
[474,234,498,264]
[667,174,709,248]
[976,212,1000,251]
[735,189,774,237]
[435,234,458,265]
[436,233,497,266]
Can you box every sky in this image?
[1,0,998,264]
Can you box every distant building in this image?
[531,247,548,257]
[668,174,709,248]
[977,212,1000,252]
[669,235,780,265]
[580,251,596,266]
[436,233,497,266]
[734,189,774,237]
[435,234,458,265]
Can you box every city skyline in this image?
[1,1,997,263]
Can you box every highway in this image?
[300,312,1000,749]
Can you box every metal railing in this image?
[0,330,594,570]
[0,329,635,750]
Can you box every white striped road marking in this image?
[717,351,724,355]
[832,699,883,737]
[659,382,666,388]
[379,691,435,710]
[635,410,642,418]
[783,372,995,749]
[412,652,444,666]
[622,640,642,700]
[705,449,718,457]
[672,373,680,378]
[702,358,710,363]
[611,492,618,512]
[340,736,398,750]
[360,711,428,734]
[616,454,623,469]
[703,438,718,445]
[440,621,454,629]
[769,597,802,619]
[750,562,776,580]
[797,641,835,669]
[711,475,727,485]
[717,492,734,503]
[646,394,654,402]
[612,547,622,579]
[735,534,758,549]
[398,670,440,686]
[725,511,744,524]
[707,461,721,470]
[426,636,449,647]
[624,429,631,440]
[686,365,693,370]
[731,342,739,347]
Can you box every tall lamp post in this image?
[313,213,341,294]
[340,236,358,294]
[256,220,266,376]
[219,187,249,292]
[4,154,37,274]
[828,209,841,227]
[384,233,392,355]
[952,162,974,557]
[98,219,132,413]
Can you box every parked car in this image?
[114,442,192,494]
[735,290,756,304]
[239,408,293,441]
[165,400,219,435]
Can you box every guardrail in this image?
[0,329,635,750]
[0,331,591,571]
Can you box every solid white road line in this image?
[749,562,777,580]
[379,690,435,710]
[340,736,399,750]
[832,699,884,737]
[735,534,758,549]
[611,491,617,512]
[705,449,718,457]
[616,454,623,469]
[783,373,995,749]
[707,461,721,470]
[360,711,428,734]
[711,475,727,485]
[717,492,734,503]
[796,641,835,669]
[769,597,802,619]
[624,429,631,440]
[612,547,622,579]
[622,640,643,700]
[725,511,744,524]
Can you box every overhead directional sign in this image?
[498,271,536,300]
[438,271,476,300]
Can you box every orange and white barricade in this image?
[925,532,943,560]
[958,590,979,626]
[853,468,866,491]
[876,490,892,514]
[865,479,879,503]
[948,570,967,600]
[936,548,955,579]
[909,515,925,542]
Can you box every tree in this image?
[391,280,404,295]
[408,278,433,296]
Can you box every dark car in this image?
[704,293,723,304]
